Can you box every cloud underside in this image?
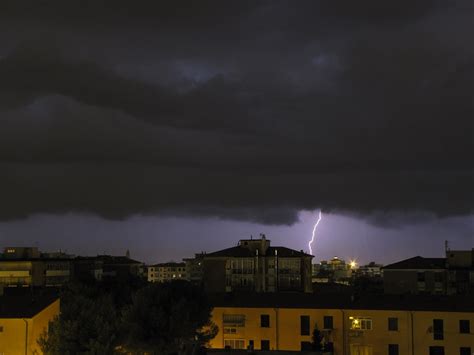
[0,0,472,225]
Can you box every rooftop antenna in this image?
[445,240,450,253]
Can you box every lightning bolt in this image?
[308,210,322,256]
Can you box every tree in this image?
[38,282,119,354]
[312,324,324,351]
[120,281,218,354]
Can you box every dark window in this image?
[0,326,3,332]
[261,340,270,350]
[388,344,399,355]
[301,342,312,351]
[433,319,444,340]
[300,315,310,335]
[434,272,443,282]
[460,347,471,355]
[324,315,333,329]
[460,320,470,334]
[429,346,445,355]
[417,272,425,282]
[260,314,270,328]
[248,340,254,350]
[388,317,398,331]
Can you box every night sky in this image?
[0,0,472,264]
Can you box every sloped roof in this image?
[205,246,312,258]
[383,256,446,270]
[0,289,59,318]
[150,262,185,267]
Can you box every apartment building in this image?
[202,236,313,293]
[148,262,187,282]
[208,293,474,354]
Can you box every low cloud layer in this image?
[0,0,472,225]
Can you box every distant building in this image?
[383,249,474,296]
[2,247,40,259]
[383,256,447,295]
[202,235,313,293]
[0,288,60,354]
[312,256,353,285]
[357,262,383,278]
[148,262,187,283]
[446,249,474,295]
[184,253,205,284]
[74,255,144,282]
[0,247,144,287]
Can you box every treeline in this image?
[39,277,217,355]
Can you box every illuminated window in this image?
[349,317,372,330]
[223,327,237,334]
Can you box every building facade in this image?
[0,289,60,355]
[148,262,187,283]
[208,294,474,354]
[202,236,313,293]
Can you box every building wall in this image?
[148,264,187,283]
[383,270,446,295]
[0,299,60,355]
[209,306,474,354]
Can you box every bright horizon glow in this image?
[308,210,322,256]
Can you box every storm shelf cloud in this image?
[0,0,472,227]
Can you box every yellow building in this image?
[208,293,474,355]
[0,289,60,355]
[148,262,187,283]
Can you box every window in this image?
[300,315,310,335]
[248,340,254,350]
[417,272,425,282]
[350,317,372,330]
[388,317,398,331]
[224,339,245,349]
[301,341,312,351]
[460,347,471,355]
[261,340,270,350]
[434,272,443,282]
[0,326,3,332]
[223,327,237,334]
[324,315,333,329]
[260,314,270,328]
[429,346,445,355]
[388,344,399,355]
[460,320,470,334]
[433,319,444,340]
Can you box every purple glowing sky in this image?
[1,212,472,265]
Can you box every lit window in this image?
[223,327,237,334]
[349,317,372,330]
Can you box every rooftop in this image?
[150,262,185,267]
[209,292,474,312]
[383,256,446,270]
[205,246,312,258]
[0,288,59,318]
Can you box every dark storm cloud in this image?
[0,0,472,225]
